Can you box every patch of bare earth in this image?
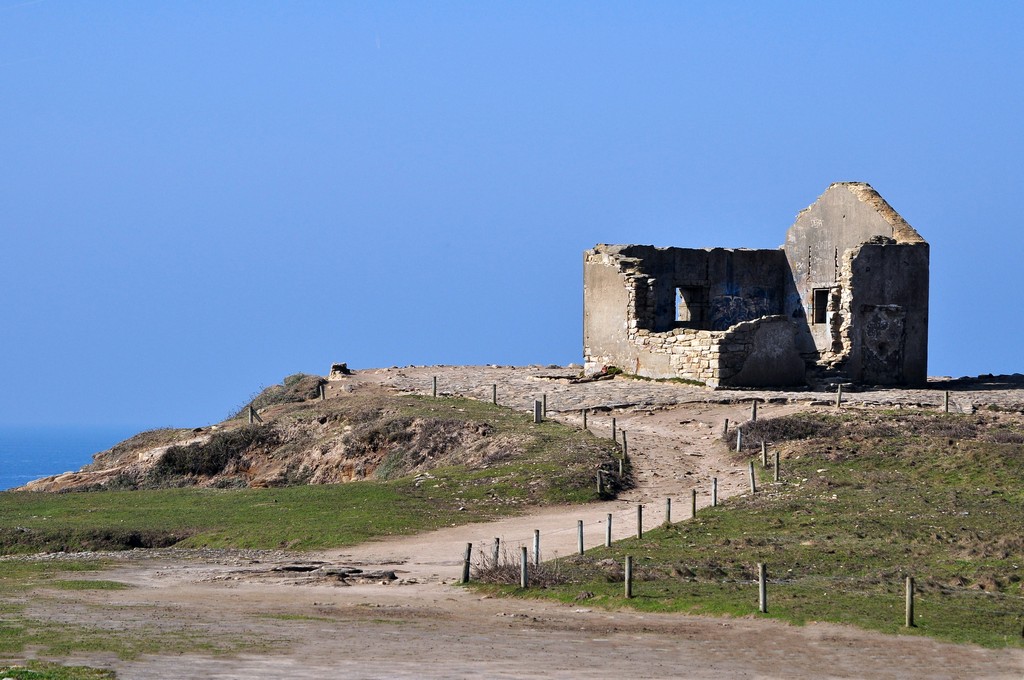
[18,366,1024,678]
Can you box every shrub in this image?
[153,425,278,478]
[233,374,326,418]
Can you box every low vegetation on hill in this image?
[0,380,624,552]
[25,375,625,494]
[475,409,1024,648]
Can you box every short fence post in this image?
[751,400,757,422]
[944,391,950,413]
[611,417,617,442]
[665,497,672,525]
[761,441,767,468]
[582,408,588,429]
[749,460,756,494]
[836,383,843,408]
[774,449,780,482]
[534,400,543,424]
[758,562,767,613]
[625,555,634,599]
[493,537,500,566]
[605,513,612,547]
[577,520,584,555]
[461,542,472,584]
[712,477,718,507]
[905,576,915,627]
[597,471,604,496]
[636,505,643,539]
[533,529,540,567]
[248,406,255,424]
[691,488,697,518]
[433,376,438,398]
[319,383,326,401]
[492,384,497,405]
[618,458,624,477]
[736,429,743,452]
[520,547,528,588]
[542,393,547,417]
[622,430,628,461]
[723,418,729,437]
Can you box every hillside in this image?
[22,373,623,497]
[3,366,1024,676]
[484,407,1024,647]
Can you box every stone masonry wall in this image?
[584,246,805,387]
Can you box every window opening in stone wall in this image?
[676,286,708,328]
[812,288,831,325]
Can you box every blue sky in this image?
[2,1,1022,428]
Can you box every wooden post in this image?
[774,449,780,482]
[542,393,547,417]
[533,529,540,567]
[618,458,624,477]
[432,376,438,398]
[690,488,697,518]
[736,429,743,452]
[751,400,757,422]
[836,383,843,408]
[749,460,756,494]
[636,505,643,539]
[319,383,326,401]
[582,408,588,429]
[723,418,729,437]
[761,441,767,468]
[625,555,633,599]
[597,471,604,496]
[611,417,617,442]
[492,384,497,405]
[944,391,950,413]
[712,477,718,507]
[758,562,767,613]
[665,497,672,525]
[461,542,472,584]
[622,430,628,461]
[534,400,543,424]
[520,547,528,588]
[905,576,915,627]
[248,406,254,424]
[577,520,584,555]
[493,537,500,566]
[605,513,612,548]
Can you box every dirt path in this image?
[15,366,1024,678]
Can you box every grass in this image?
[0,396,622,552]
[48,580,132,590]
[0,661,116,679]
[473,409,1024,648]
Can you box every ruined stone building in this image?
[583,183,928,387]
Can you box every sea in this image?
[0,426,141,490]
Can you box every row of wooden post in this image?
[427,378,954,421]
[467,542,917,627]
[444,380,920,626]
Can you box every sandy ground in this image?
[12,366,1024,679]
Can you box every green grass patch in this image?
[49,579,132,590]
[0,661,116,679]
[476,410,1024,648]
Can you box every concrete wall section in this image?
[843,242,929,386]
[782,183,926,357]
